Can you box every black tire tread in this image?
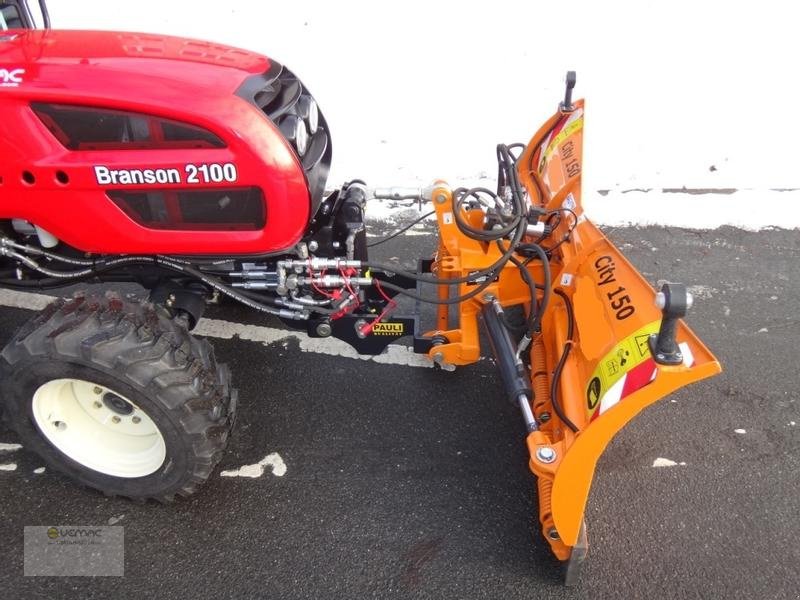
[0,291,236,502]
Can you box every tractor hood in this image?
[0,29,269,103]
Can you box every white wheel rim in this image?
[31,378,167,478]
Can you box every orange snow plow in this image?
[418,73,721,582]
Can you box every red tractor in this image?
[0,1,720,581]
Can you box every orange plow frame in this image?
[422,97,721,569]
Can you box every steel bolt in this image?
[355,319,368,339]
[547,527,560,540]
[111,416,121,424]
[93,401,102,409]
[308,241,319,252]
[435,193,447,205]
[432,351,444,363]
[132,416,141,424]
[316,323,332,337]
[539,412,551,423]
[93,386,103,395]
[536,446,557,464]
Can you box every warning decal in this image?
[584,321,661,421]
[536,107,584,200]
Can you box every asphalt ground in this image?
[0,225,798,599]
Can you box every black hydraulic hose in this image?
[367,142,530,290]
[365,205,527,288]
[550,288,579,433]
[507,253,537,334]
[374,269,499,305]
[499,240,551,334]
[1,252,308,319]
[367,211,435,248]
[154,257,305,319]
[38,0,51,28]
[522,244,551,332]
[453,187,522,241]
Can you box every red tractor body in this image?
[0,29,329,254]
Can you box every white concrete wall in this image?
[43,1,800,228]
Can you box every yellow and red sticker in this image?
[585,321,697,421]
[537,109,583,199]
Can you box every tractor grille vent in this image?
[241,62,331,209]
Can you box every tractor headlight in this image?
[279,114,308,157]
[295,119,308,156]
[296,95,319,135]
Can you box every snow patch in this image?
[0,443,22,452]
[33,467,45,474]
[734,428,746,434]
[194,317,435,369]
[220,452,287,478]
[652,458,686,468]
[0,291,441,371]
[583,189,800,230]
[0,463,18,472]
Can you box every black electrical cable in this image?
[38,0,51,28]
[367,211,435,248]
[236,288,339,315]
[495,144,525,205]
[504,142,526,157]
[1,249,306,318]
[496,239,548,334]
[367,141,531,299]
[517,243,551,332]
[541,208,579,255]
[550,288,579,433]
[453,187,522,241]
[154,257,303,318]
[374,267,500,305]
[506,254,537,335]
[365,206,526,287]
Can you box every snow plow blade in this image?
[524,216,722,557]
[422,80,721,580]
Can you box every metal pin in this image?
[536,446,557,463]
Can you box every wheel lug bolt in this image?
[53,421,67,431]
[132,416,141,424]
[93,401,102,409]
[111,416,121,424]
[93,386,103,395]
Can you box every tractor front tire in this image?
[0,292,237,501]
